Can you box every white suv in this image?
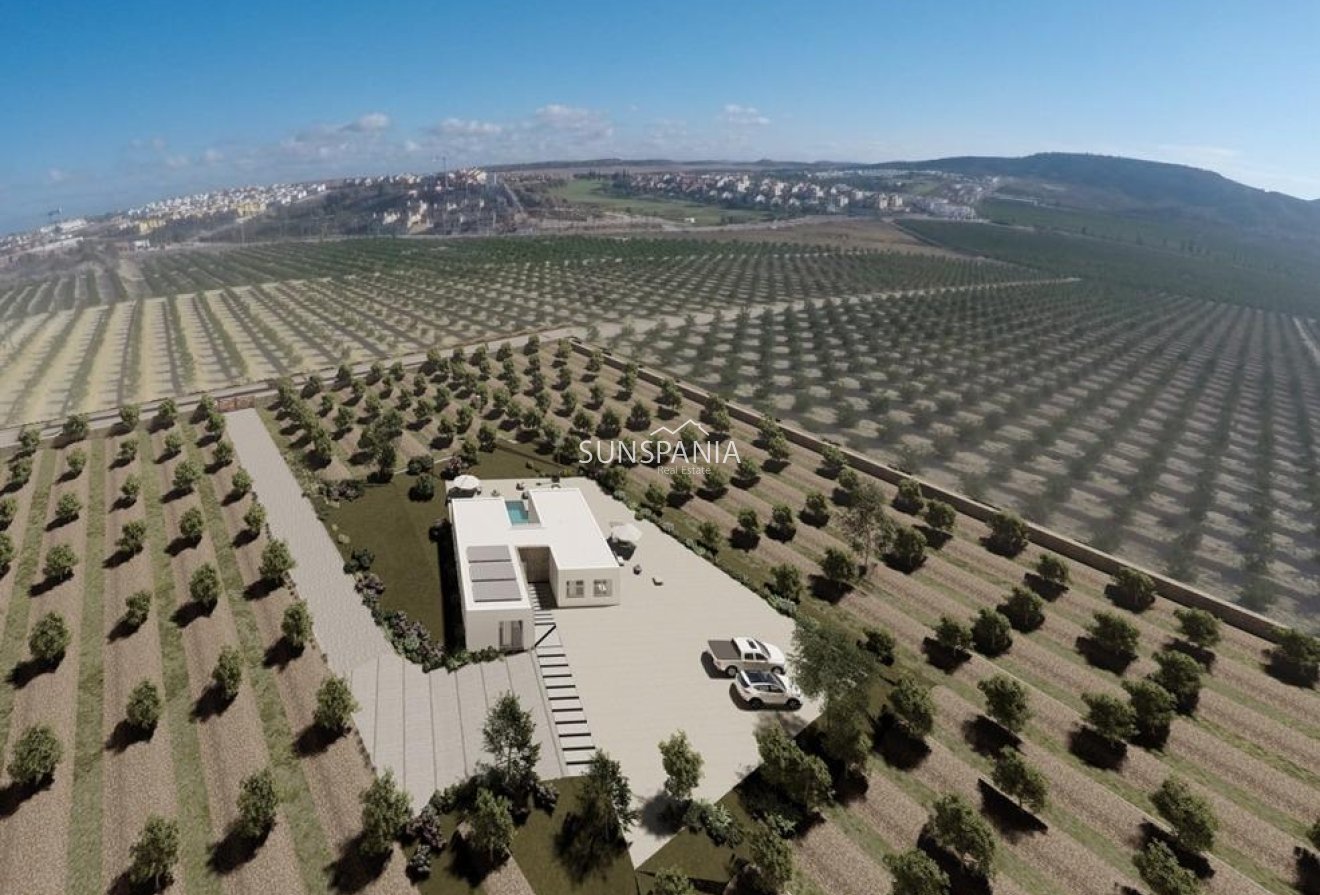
[734,670,803,710]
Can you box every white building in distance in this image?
[450,487,620,651]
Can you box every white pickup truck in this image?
[705,637,787,678]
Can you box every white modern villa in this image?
[449,486,621,651]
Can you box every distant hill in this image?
[868,152,1320,236]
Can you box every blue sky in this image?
[2,0,1318,233]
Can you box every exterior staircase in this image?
[528,582,596,771]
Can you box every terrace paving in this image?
[541,477,823,865]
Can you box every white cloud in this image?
[534,104,613,139]
[202,147,224,164]
[434,117,503,136]
[722,103,770,127]
[164,154,190,169]
[343,112,392,133]
[48,167,68,183]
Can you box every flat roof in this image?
[450,486,618,613]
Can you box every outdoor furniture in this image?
[610,522,643,544]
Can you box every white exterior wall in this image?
[464,604,535,652]
[554,564,621,608]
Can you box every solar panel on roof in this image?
[471,579,523,602]
[470,561,517,581]
[467,545,512,563]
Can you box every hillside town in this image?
[604,169,983,218]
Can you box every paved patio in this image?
[546,477,821,866]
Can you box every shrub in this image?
[755,725,831,813]
[1112,567,1156,611]
[212,441,234,468]
[888,525,927,572]
[124,590,152,630]
[991,749,1047,813]
[889,677,935,739]
[769,564,803,603]
[819,546,858,593]
[237,768,280,841]
[178,506,205,544]
[119,404,141,430]
[189,563,221,610]
[1151,777,1217,854]
[978,675,1030,734]
[55,491,82,524]
[120,475,141,505]
[861,626,896,664]
[746,823,794,895]
[1088,611,1140,661]
[259,539,296,584]
[341,550,375,579]
[315,675,359,734]
[62,413,90,442]
[1150,650,1204,714]
[999,586,1045,632]
[126,680,162,732]
[659,730,704,804]
[650,867,697,895]
[65,448,86,478]
[212,646,243,702]
[469,788,515,864]
[7,724,62,787]
[681,799,743,846]
[171,458,201,493]
[0,532,11,574]
[282,602,313,651]
[1124,679,1176,745]
[986,511,1028,556]
[29,611,71,664]
[893,479,925,514]
[117,520,148,556]
[884,848,949,895]
[924,499,956,534]
[0,496,16,529]
[243,502,266,534]
[230,468,253,498]
[1269,628,1320,686]
[118,440,139,464]
[360,771,411,857]
[577,751,639,842]
[971,608,1013,656]
[1082,692,1135,746]
[409,473,436,501]
[934,616,973,655]
[1134,840,1200,895]
[128,816,179,889]
[927,793,996,878]
[1173,608,1221,650]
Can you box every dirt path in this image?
[0,448,90,892]
[209,454,413,894]
[99,435,182,891]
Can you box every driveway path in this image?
[228,407,394,673]
[227,408,564,808]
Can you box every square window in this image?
[593,579,611,597]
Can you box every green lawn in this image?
[413,777,638,895]
[549,179,771,226]
[324,442,572,646]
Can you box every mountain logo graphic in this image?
[650,419,710,438]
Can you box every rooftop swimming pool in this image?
[505,500,531,525]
